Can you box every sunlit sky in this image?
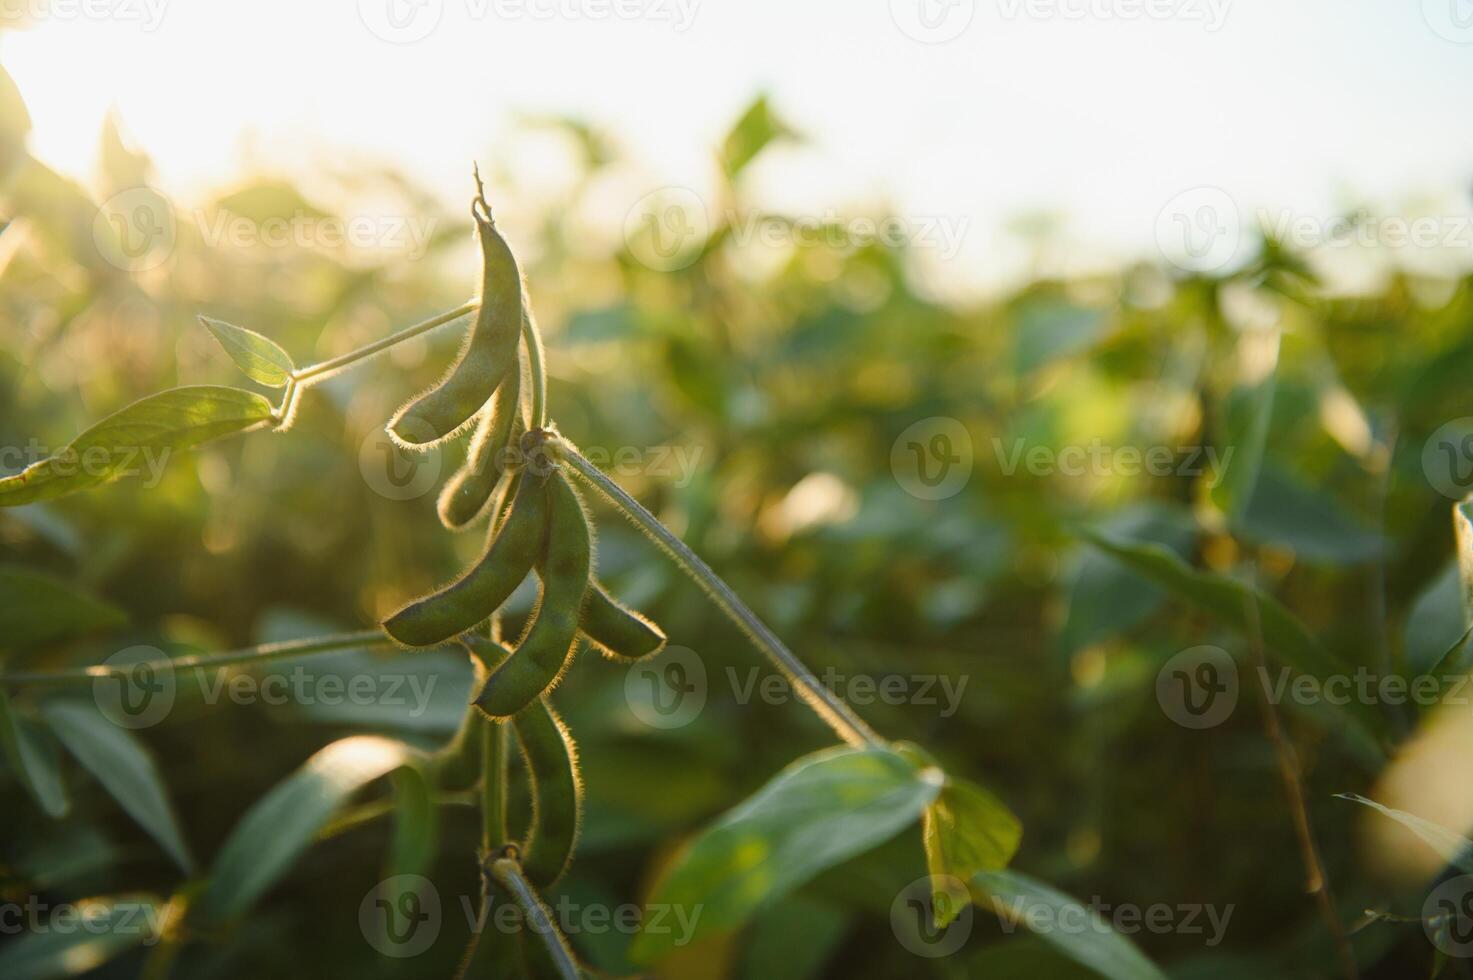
[7,0,1473,294]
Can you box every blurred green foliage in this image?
[2,52,1473,979]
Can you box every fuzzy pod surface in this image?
[475,471,592,719]
[383,470,548,647]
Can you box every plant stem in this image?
[292,301,477,384]
[521,308,548,429]
[555,440,883,749]
[491,858,579,980]
[1243,567,1358,980]
[0,630,393,688]
[481,720,509,852]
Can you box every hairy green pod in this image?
[580,583,666,661]
[388,201,524,447]
[475,472,592,719]
[383,471,548,648]
[512,696,581,887]
[437,363,523,530]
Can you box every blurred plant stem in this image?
[291,300,478,385]
[554,437,884,750]
[0,630,392,687]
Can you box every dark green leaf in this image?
[197,735,414,923]
[0,566,126,652]
[40,700,193,873]
[1208,340,1277,520]
[1237,464,1384,564]
[721,95,796,179]
[0,691,68,818]
[0,386,275,507]
[0,893,161,980]
[199,316,295,387]
[630,746,941,963]
[974,870,1167,980]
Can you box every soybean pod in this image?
[511,696,581,887]
[389,195,524,447]
[383,471,548,648]
[475,472,592,719]
[438,361,524,530]
[579,583,666,662]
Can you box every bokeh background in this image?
[4,2,1473,978]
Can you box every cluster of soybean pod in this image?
[381,178,666,974]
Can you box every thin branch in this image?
[555,439,884,749]
[292,301,478,384]
[0,630,394,688]
[490,857,579,980]
[1243,566,1358,980]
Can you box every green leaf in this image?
[199,316,296,387]
[1404,561,1464,675]
[0,566,127,652]
[721,95,797,179]
[1209,334,1278,520]
[1080,529,1383,750]
[1336,793,1473,874]
[973,870,1168,980]
[739,895,848,980]
[40,700,193,873]
[1237,464,1384,564]
[0,691,68,818]
[922,777,1022,927]
[630,746,942,964]
[1013,300,1110,375]
[388,765,437,878]
[197,735,414,923]
[0,893,161,980]
[0,386,275,507]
